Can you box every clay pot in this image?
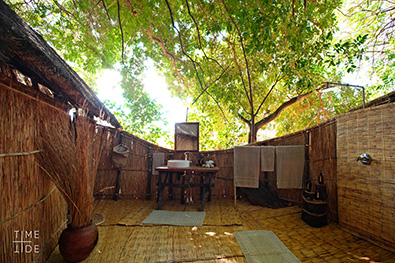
[59,222,98,262]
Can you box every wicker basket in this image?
[111,144,129,169]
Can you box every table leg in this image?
[208,172,213,202]
[157,172,162,202]
[169,172,174,200]
[181,174,186,204]
[157,172,163,209]
[157,172,168,210]
[200,175,204,200]
[200,188,209,211]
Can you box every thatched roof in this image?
[0,0,121,128]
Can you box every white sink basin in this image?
[167,160,190,168]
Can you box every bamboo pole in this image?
[0,149,41,158]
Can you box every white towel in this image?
[276,145,305,189]
[260,146,275,171]
[234,146,261,188]
[152,152,165,175]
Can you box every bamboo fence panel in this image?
[258,132,307,204]
[200,149,235,199]
[0,74,67,263]
[309,121,338,221]
[337,103,395,251]
[94,130,172,199]
[94,129,118,197]
[94,119,338,211]
[248,121,338,221]
[123,134,149,198]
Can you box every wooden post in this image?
[113,169,121,201]
[234,185,237,208]
[113,132,123,201]
[146,147,152,200]
[304,131,310,187]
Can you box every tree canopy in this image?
[6,0,392,148]
[339,0,395,92]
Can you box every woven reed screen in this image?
[0,74,67,263]
[309,121,338,221]
[94,119,338,216]
[337,103,395,251]
[94,131,173,199]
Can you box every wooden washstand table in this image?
[155,166,219,211]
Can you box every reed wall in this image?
[0,74,67,263]
[92,84,394,251]
[308,121,338,220]
[94,118,338,222]
[255,131,307,205]
[94,130,237,200]
[249,120,338,221]
[337,103,395,251]
[94,131,173,199]
[184,149,235,199]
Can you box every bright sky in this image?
[95,62,188,133]
[342,63,378,87]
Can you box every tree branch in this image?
[254,74,284,116]
[146,27,181,63]
[124,0,138,16]
[116,0,124,64]
[255,90,314,130]
[220,0,253,106]
[164,0,207,88]
[146,27,193,92]
[318,90,327,119]
[226,36,250,103]
[192,65,230,104]
[53,0,76,19]
[185,0,224,70]
[97,0,111,22]
[238,112,251,126]
[164,0,228,121]
[227,85,250,117]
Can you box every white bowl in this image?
[167,160,190,168]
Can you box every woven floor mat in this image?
[234,230,301,263]
[142,210,206,226]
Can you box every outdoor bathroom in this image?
[1,0,395,262]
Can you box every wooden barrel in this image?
[302,209,328,228]
[302,184,328,227]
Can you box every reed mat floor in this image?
[46,199,395,263]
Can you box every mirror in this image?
[174,122,199,152]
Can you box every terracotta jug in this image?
[59,222,98,262]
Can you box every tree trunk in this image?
[250,113,256,143]
[248,124,257,144]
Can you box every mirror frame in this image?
[174,122,199,152]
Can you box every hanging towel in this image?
[276,145,305,189]
[260,146,275,171]
[152,152,165,175]
[234,146,261,188]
